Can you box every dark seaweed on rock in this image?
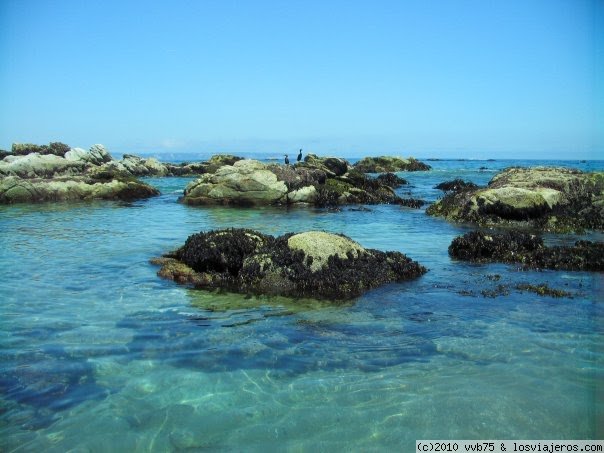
[427,167,604,233]
[376,173,408,188]
[434,179,478,193]
[449,230,604,271]
[396,198,425,209]
[156,228,427,300]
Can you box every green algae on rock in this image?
[353,156,431,173]
[153,228,427,300]
[427,167,604,233]
[449,230,604,272]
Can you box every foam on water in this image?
[1,159,602,451]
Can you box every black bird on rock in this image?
[297,149,303,162]
[284,154,290,165]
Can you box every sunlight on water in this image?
[0,160,602,451]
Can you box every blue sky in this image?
[0,0,602,159]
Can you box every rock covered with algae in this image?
[449,230,604,272]
[152,228,427,300]
[181,158,419,208]
[427,166,604,233]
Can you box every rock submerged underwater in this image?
[152,229,427,300]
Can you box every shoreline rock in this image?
[152,228,427,300]
[427,167,604,233]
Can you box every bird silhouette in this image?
[297,149,303,162]
[284,154,290,165]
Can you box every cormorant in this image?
[297,149,303,162]
[284,154,290,165]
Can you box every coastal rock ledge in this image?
[152,229,427,300]
[427,166,604,233]
[0,143,159,203]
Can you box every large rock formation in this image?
[0,143,159,203]
[427,167,604,233]
[181,159,419,207]
[449,230,603,272]
[353,156,431,173]
[152,228,427,300]
[183,160,290,205]
[0,175,159,203]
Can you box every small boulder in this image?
[376,173,408,188]
[434,179,478,193]
[88,144,113,165]
[302,154,350,176]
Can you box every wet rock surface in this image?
[428,167,604,233]
[449,230,604,271]
[153,228,427,300]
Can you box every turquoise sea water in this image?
[1,158,602,451]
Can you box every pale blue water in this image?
[1,159,602,451]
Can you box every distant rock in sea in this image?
[427,166,604,233]
[353,156,431,173]
[152,228,427,300]
[181,157,420,208]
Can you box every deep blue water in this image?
[1,158,602,451]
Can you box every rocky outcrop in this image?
[181,159,418,207]
[0,153,89,178]
[354,156,431,173]
[449,230,603,272]
[301,154,350,176]
[427,167,604,233]
[0,175,159,203]
[0,144,159,203]
[376,173,408,188]
[183,160,289,206]
[152,228,426,300]
[434,179,478,193]
[11,142,71,157]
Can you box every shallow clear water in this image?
[1,159,602,451]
